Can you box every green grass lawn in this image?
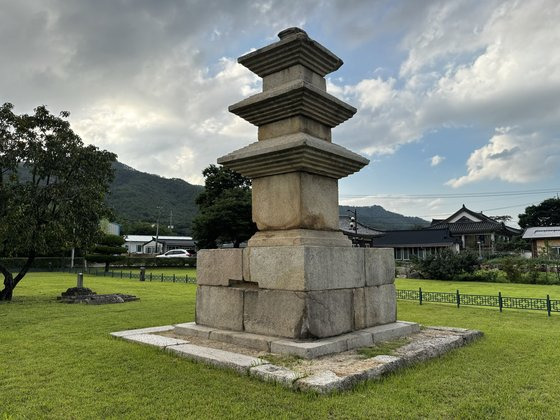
[2,273,560,419]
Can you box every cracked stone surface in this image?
[111,325,483,393]
[250,364,303,386]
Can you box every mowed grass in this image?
[2,273,560,419]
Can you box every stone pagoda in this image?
[195,28,397,340]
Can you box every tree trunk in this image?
[0,254,35,302]
[104,261,110,272]
[0,270,14,301]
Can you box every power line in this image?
[339,187,559,200]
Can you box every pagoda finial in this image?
[278,27,307,39]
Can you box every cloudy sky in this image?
[2,0,559,224]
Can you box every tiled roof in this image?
[371,228,456,247]
[429,221,521,235]
[430,222,503,235]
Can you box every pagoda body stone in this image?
[196,28,396,339]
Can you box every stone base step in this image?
[173,321,420,359]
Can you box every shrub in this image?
[411,249,479,280]
[500,257,524,283]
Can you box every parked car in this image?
[156,249,195,258]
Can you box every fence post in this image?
[456,289,460,308]
[547,294,551,317]
[139,267,145,282]
[129,271,132,279]
[161,273,164,282]
[111,270,114,278]
[185,274,188,283]
[120,270,123,279]
[173,274,176,283]
[419,287,423,305]
[150,272,152,282]
[498,292,503,312]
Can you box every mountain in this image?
[106,162,429,234]
[339,205,429,231]
[106,162,203,235]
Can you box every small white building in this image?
[123,235,195,254]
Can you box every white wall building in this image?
[123,235,195,254]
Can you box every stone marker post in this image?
[195,28,396,340]
[77,272,83,289]
[139,266,146,282]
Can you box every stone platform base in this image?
[110,324,482,393]
[173,321,419,359]
[196,246,397,339]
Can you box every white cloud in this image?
[71,57,259,184]
[331,0,560,187]
[0,0,318,184]
[3,0,560,190]
[446,128,560,187]
[430,155,445,166]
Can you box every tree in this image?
[518,198,560,228]
[0,103,116,301]
[85,234,127,272]
[494,236,531,253]
[192,164,256,249]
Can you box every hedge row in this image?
[0,257,85,269]
[0,256,196,269]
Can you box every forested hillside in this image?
[106,162,203,235]
[106,163,429,234]
[339,205,429,230]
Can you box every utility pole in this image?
[70,227,76,269]
[155,206,162,254]
[168,210,174,230]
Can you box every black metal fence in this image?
[87,268,196,284]
[397,288,559,316]
[29,267,559,316]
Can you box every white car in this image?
[156,249,195,258]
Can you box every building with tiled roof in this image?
[428,205,521,253]
[370,228,459,261]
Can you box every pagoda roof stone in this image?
[229,80,356,128]
[238,27,343,77]
[217,133,368,179]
